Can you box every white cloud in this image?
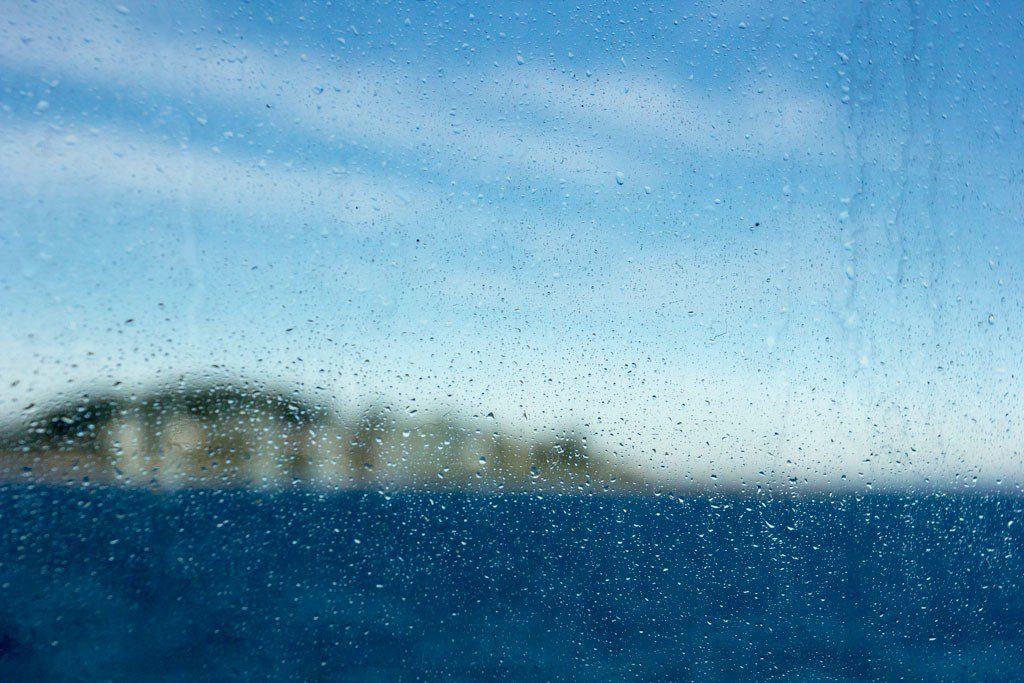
[0,1,623,187]
[0,121,428,226]
[487,67,842,161]
[0,0,841,196]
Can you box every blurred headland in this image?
[0,377,648,493]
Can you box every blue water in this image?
[0,487,1021,681]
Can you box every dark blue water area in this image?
[0,486,1021,681]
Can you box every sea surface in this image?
[0,486,1021,681]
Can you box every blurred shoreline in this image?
[0,378,649,493]
[1,378,1019,497]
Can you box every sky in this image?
[0,0,1022,490]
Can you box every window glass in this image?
[1,0,1022,679]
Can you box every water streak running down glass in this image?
[0,0,1022,680]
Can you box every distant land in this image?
[0,379,650,493]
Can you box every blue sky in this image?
[1,0,1022,489]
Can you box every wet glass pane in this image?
[1,0,1022,679]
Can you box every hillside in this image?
[0,380,646,493]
